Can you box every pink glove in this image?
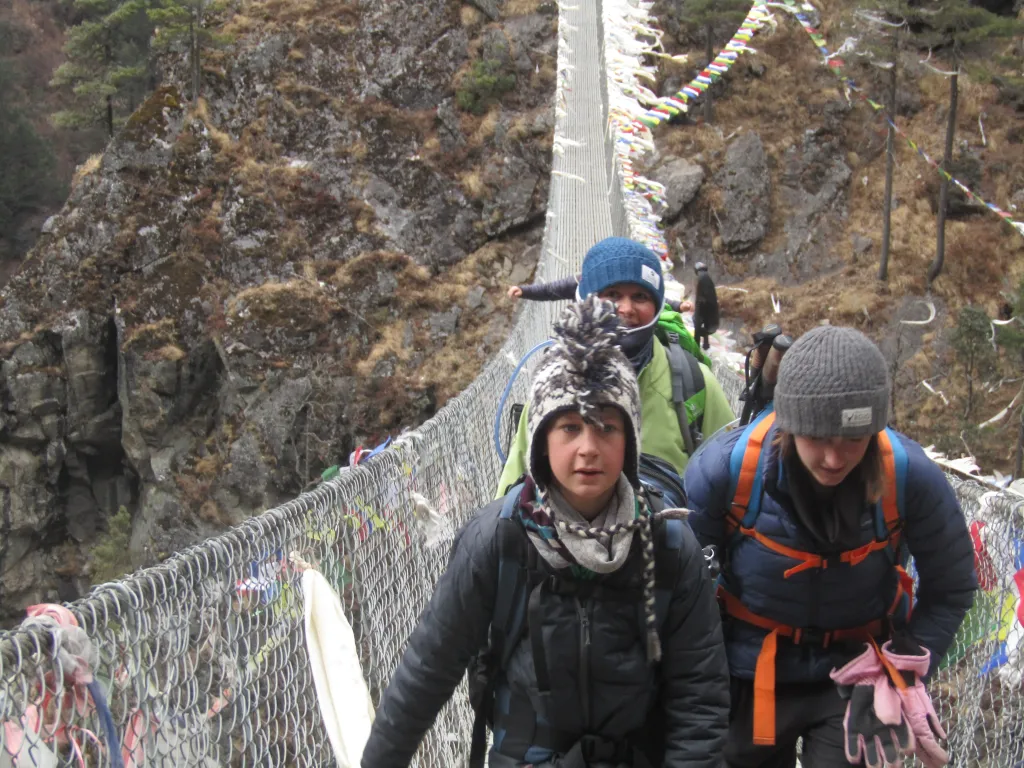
[830,644,912,767]
[881,640,949,768]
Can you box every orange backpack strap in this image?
[868,430,909,557]
[753,630,779,745]
[728,410,776,532]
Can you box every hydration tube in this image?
[493,340,555,464]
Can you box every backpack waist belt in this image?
[717,576,912,747]
[492,686,579,760]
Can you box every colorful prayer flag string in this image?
[637,1,778,128]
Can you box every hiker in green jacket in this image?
[497,237,735,497]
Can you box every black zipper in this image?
[575,596,591,727]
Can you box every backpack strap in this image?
[877,429,914,622]
[663,332,706,455]
[727,409,776,533]
[876,428,908,554]
[653,517,686,628]
[494,484,530,666]
[470,484,528,768]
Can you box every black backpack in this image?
[638,453,687,509]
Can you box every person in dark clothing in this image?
[684,325,977,768]
[362,296,730,768]
[692,262,719,351]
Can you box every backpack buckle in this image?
[793,626,829,647]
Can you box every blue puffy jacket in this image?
[684,421,977,683]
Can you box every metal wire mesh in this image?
[1,1,1022,767]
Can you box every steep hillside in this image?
[652,0,1024,473]
[0,0,555,621]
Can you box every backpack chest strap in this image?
[735,525,899,577]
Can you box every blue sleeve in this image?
[683,429,740,550]
[901,441,978,675]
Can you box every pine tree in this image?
[951,305,997,422]
[995,277,1024,478]
[50,0,155,137]
[677,0,750,124]
[0,60,62,255]
[148,0,230,104]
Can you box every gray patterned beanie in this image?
[527,295,642,489]
[775,325,889,438]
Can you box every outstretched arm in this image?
[511,275,580,302]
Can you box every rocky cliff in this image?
[0,0,556,621]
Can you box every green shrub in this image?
[455,59,516,115]
[90,506,135,584]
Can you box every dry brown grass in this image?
[460,5,484,26]
[194,455,223,478]
[227,280,336,333]
[355,321,415,378]
[505,0,543,14]
[222,12,258,35]
[275,76,330,107]
[458,168,489,200]
[154,344,186,362]
[329,251,431,295]
[123,318,178,349]
[468,107,502,147]
[72,154,103,188]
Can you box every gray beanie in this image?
[774,325,889,438]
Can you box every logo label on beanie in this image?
[841,407,873,428]
[641,264,661,290]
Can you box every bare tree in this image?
[929,68,958,286]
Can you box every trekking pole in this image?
[760,334,792,393]
[749,334,792,418]
[739,324,781,426]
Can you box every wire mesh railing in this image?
[2,1,1022,767]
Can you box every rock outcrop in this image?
[0,0,556,622]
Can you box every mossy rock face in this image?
[122,86,186,148]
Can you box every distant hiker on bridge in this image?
[497,237,735,496]
[361,297,729,768]
[684,325,976,768]
[692,262,719,352]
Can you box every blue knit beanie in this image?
[576,238,665,311]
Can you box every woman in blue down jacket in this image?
[684,325,976,768]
